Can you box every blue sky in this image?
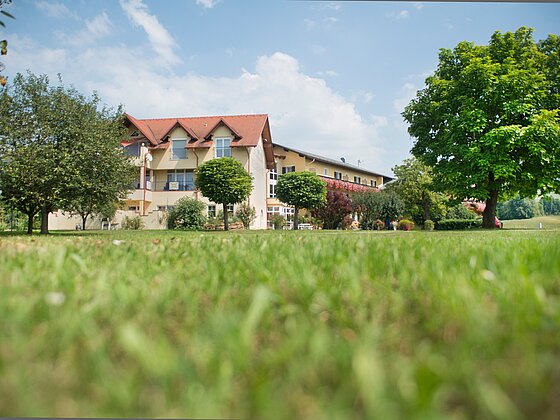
[2,0,559,175]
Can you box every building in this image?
[267,143,392,225]
[49,113,392,230]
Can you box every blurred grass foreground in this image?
[1,229,559,419]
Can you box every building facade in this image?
[49,113,392,230]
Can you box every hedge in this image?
[436,218,482,230]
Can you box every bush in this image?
[397,219,415,231]
[235,203,256,229]
[167,197,206,230]
[437,218,482,230]
[446,203,477,220]
[340,215,354,230]
[374,219,385,230]
[424,219,435,231]
[269,214,286,230]
[122,215,144,230]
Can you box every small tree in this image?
[195,157,252,231]
[235,202,256,229]
[167,197,206,230]
[276,171,326,230]
[353,190,405,230]
[311,191,353,230]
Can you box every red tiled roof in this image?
[124,113,268,148]
[124,113,276,169]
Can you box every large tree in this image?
[403,27,560,228]
[0,72,134,233]
[385,157,447,224]
[195,157,253,231]
[275,171,326,230]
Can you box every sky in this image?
[2,0,559,176]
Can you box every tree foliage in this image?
[403,27,560,228]
[0,71,135,233]
[353,190,405,230]
[195,157,252,230]
[275,171,326,230]
[0,0,15,88]
[311,191,353,230]
[386,157,447,223]
[167,197,206,230]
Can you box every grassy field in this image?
[1,228,559,419]
[502,215,560,230]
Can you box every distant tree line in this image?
[497,195,560,220]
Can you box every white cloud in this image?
[324,16,339,24]
[86,12,112,38]
[317,70,338,78]
[119,0,180,66]
[396,10,410,20]
[304,18,316,30]
[413,3,425,11]
[196,0,219,8]
[393,83,418,113]
[6,38,387,173]
[35,1,79,20]
[56,12,113,46]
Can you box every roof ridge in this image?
[135,113,268,122]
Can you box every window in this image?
[371,180,377,187]
[207,205,216,217]
[324,168,328,176]
[215,137,231,158]
[128,206,138,211]
[227,204,234,214]
[269,168,278,180]
[158,205,174,211]
[171,139,187,160]
[166,170,195,190]
[282,166,295,174]
[131,130,140,137]
[354,176,361,184]
[269,183,276,198]
[334,171,342,180]
[124,142,140,156]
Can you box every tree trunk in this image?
[293,206,299,230]
[27,212,34,235]
[82,213,89,231]
[422,192,431,222]
[482,189,499,228]
[40,206,49,234]
[223,203,229,231]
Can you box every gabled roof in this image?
[123,113,276,169]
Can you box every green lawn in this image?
[1,229,559,419]
[502,215,560,230]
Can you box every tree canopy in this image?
[385,157,447,224]
[0,71,135,233]
[403,27,560,228]
[195,157,253,230]
[275,171,326,230]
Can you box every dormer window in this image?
[215,138,231,158]
[131,130,140,137]
[171,139,187,160]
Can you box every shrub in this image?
[311,191,353,230]
[446,203,477,220]
[397,219,415,231]
[167,197,206,230]
[340,215,354,230]
[424,219,435,231]
[235,203,256,229]
[122,215,144,230]
[436,218,482,230]
[374,219,385,230]
[269,214,286,230]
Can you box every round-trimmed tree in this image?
[276,171,326,230]
[195,157,253,230]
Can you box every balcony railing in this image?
[135,181,196,191]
